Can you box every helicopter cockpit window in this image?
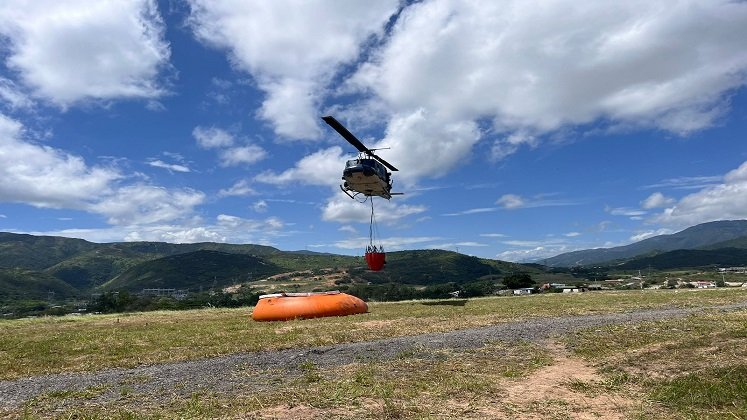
[359,159,383,176]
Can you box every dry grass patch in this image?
[495,341,637,419]
[12,340,553,418]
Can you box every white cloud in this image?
[193,126,235,149]
[643,175,723,190]
[329,235,441,251]
[606,206,647,217]
[218,179,256,197]
[651,160,747,226]
[217,213,284,231]
[429,241,488,249]
[119,215,284,243]
[0,0,170,107]
[193,126,267,166]
[497,246,573,263]
[30,213,286,244]
[377,110,482,184]
[491,132,538,161]
[0,77,33,109]
[496,237,578,262]
[252,200,268,213]
[0,115,207,228]
[496,194,526,209]
[629,228,674,242]
[641,192,675,209]
[352,0,747,158]
[564,232,581,237]
[89,185,205,226]
[321,195,427,225]
[255,146,346,187]
[128,227,227,244]
[338,225,357,234]
[480,233,507,238]
[442,208,496,217]
[0,114,121,209]
[187,0,399,139]
[147,159,191,173]
[218,145,268,167]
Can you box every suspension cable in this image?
[368,197,383,252]
[369,197,375,248]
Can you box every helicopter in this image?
[322,116,403,200]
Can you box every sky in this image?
[1,0,746,263]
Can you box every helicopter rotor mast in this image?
[321,116,399,172]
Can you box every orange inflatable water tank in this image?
[251,291,368,322]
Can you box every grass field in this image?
[2,288,747,418]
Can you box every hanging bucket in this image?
[365,251,386,271]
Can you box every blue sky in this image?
[1,0,746,262]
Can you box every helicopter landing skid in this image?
[340,184,357,199]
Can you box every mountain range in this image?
[543,220,747,267]
[3,219,747,304]
[0,232,529,303]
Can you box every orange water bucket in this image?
[365,251,386,271]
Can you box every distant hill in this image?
[615,248,747,270]
[702,235,747,250]
[355,249,526,285]
[0,268,79,301]
[0,233,96,270]
[543,220,747,267]
[0,232,558,302]
[100,250,284,292]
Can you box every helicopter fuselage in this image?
[341,158,392,199]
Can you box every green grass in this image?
[651,365,747,418]
[2,288,747,380]
[4,288,747,418]
[567,306,747,419]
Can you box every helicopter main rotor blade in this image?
[369,152,398,172]
[322,116,369,154]
[322,116,399,171]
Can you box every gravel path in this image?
[2,302,746,409]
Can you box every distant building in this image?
[719,267,747,273]
[141,288,188,299]
[513,288,534,295]
[690,281,716,289]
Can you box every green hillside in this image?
[0,268,79,301]
[702,235,747,250]
[0,232,561,305]
[615,248,747,270]
[44,246,156,290]
[354,249,530,285]
[0,233,96,270]
[100,250,285,292]
[545,220,747,266]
